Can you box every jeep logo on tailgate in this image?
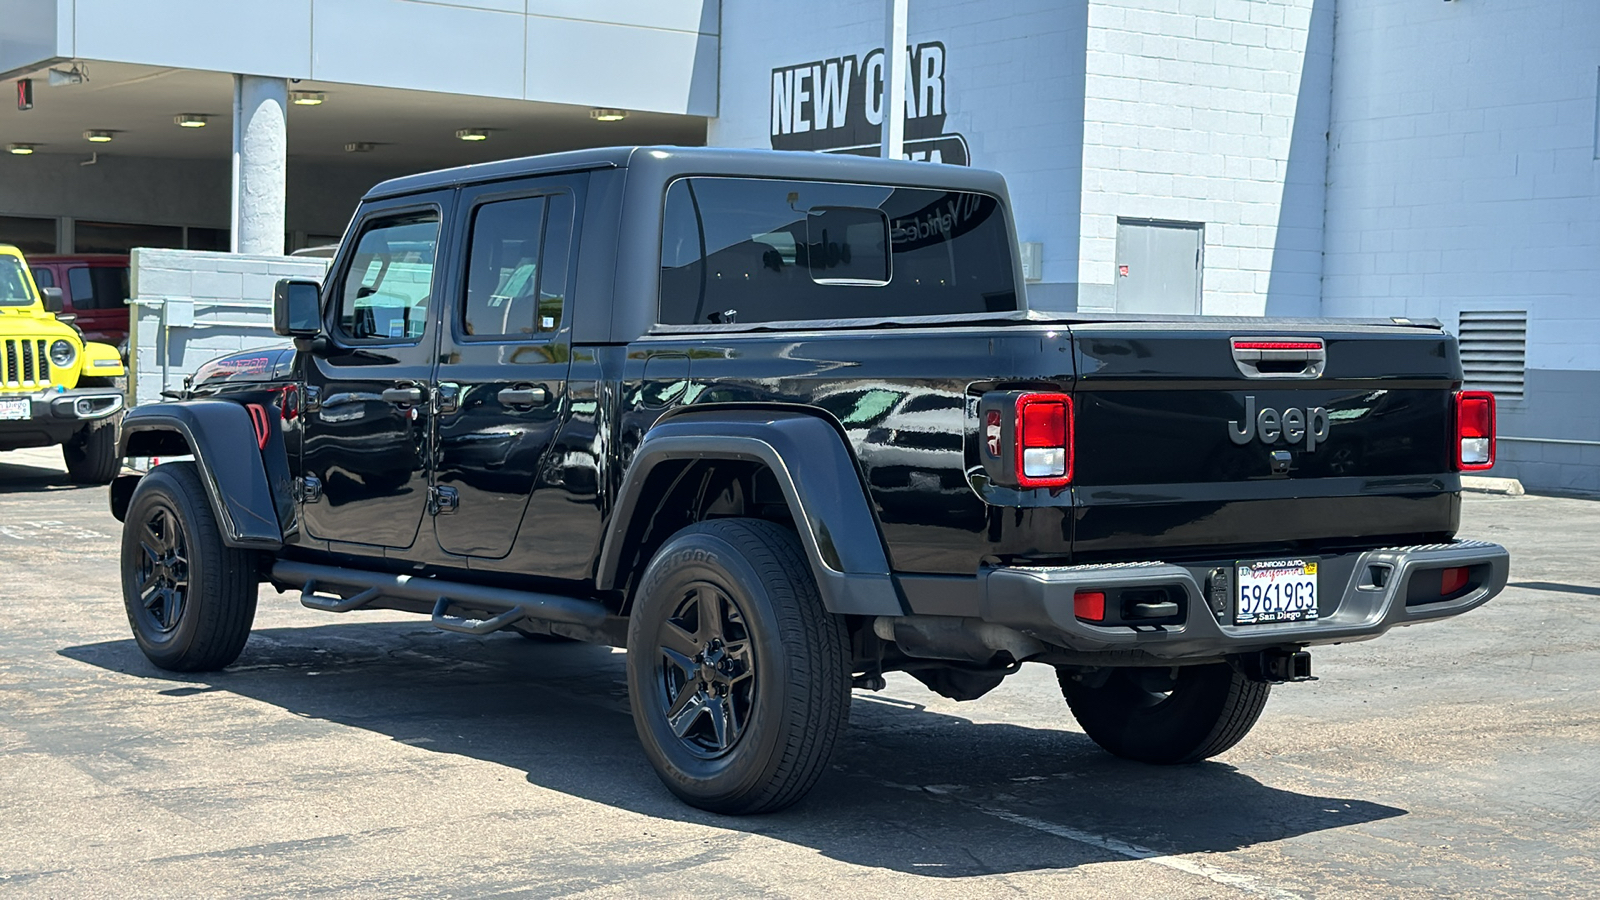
[1228,396,1331,451]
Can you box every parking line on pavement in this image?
[973,807,1304,900]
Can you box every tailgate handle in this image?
[1231,338,1326,379]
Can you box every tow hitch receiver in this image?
[1240,649,1315,684]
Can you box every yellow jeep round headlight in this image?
[50,340,76,367]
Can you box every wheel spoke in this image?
[724,644,754,683]
[660,621,700,662]
[667,692,706,738]
[665,679,700,719]
[141,583,162,609]
[696,589,726,643]
[706,695,730,749]
[164,589,184,629]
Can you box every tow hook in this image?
[1239,648,1316,684]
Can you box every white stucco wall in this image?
[1076,0,1333,315]
[709,0,1089,310]
[1,0,720,116]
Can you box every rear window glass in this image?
[659,177,1016,326]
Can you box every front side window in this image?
[67,266,130,311]
[0,256,35,306]
[31,268,54,289]
[659,177,1016,326]
[338,211,440,341]
[462,193,574,339]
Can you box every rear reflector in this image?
[1440,567,1470,595]
[1074,590,1106,622]
[1454,391,1496,471]
[1016,393,1073,488]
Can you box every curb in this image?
[1461,476,1525,496]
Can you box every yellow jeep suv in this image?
[0,244,127,483]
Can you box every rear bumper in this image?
[977,540,1508,660]
[883,539,1508,665]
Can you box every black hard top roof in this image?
[364,145,1010,200]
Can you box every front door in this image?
[431,175,583,558]
[300,193,450,550]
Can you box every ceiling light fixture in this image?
[590,108,627,122]
[174,114,208,128]
[344,141,376,153]
[7,143,37,155]
[290,91,325,106]
[455,128,490,142]
[83,130,114,143]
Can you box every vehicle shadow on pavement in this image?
[0,458,84,493]
[62,621,1406,878]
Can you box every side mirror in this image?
[39,286,64,313]
[273,278,322,337]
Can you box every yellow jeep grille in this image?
[3,338,51,389]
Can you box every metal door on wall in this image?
[1114,219,1203,315]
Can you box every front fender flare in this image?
[116,401,284,550]
[597,409,904,616]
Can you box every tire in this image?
[120,461,258,672]
[626,518,850,815]
[63,413,122,484]
[1058,663,1270,764]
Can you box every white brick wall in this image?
[1076,0,1333,315]
[1321,0,1600,374]
[129,248,329,407]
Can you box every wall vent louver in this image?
[1458,309,1527,401]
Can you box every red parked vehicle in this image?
[27,254,130,355]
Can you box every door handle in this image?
[381,385,425,405]
[497,385,549,407]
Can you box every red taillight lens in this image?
[1074,590,1106,622]
[1015,393,1073,487]
[1454,391,1496,471]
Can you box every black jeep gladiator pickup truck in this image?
[110,146,1509,814]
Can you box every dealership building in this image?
[1,0,1596,491]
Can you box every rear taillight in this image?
[977,389,1075,490]
[1454,391,1496,471]
[1017,393,1073,487]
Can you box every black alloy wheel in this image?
[627,518,850,815]
[656,583,756,758]
[120,462,258,672]
[133,503,190,634]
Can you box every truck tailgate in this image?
[1067,321,1461,561]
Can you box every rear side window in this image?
[659,177,1016,326]
[462,192,574,339]
[66,266,130,310]
[337,211,440,342]
[31,267,54,288]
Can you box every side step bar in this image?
[270,559,610,636]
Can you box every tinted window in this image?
[462,193,573,339]
[75,220,183,254]
[66,266,130,310]
[659,177,1016,325]
[337,211,439,342]
[31,267,53,288]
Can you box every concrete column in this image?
[880,0,908,159]
[231,75,287,255]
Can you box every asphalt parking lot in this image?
[2,446,1597,899]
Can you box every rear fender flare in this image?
[114,400,285,550]
[597,409,904,616]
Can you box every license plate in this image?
[1236,559,1319,625]
[0,398,29,421]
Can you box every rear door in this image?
[430,174,583,558]
[1068,323,1461,560]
